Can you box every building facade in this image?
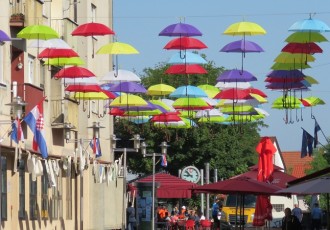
[1,0,124,229]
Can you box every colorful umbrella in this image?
[54,66,95,79]
[197,84,220,98]
[44,57,85,66]
[172,97,212,110]
[288,17,330,32]
[266,81,310,90]
[170,85,208,98]
[164,37,207,50]
[0,30,11,43]
[274,52,315,63]
[168,51,207,64]
[285,32,328,43]
[28,38,71,49]
[216,69,257,83]
[215,82,251,90]
[198,115,229,124]
[149,99,175,112]
[300,96,325,107]
[165,64,207,74]
[110,94,148,107]
[281,42,323,54]
[96,41,139,54]
[271,62,311,70]
[272,96,303,109]
[214,88,254,100]
[65,84,102,93]
[220,39,264,53]
[147,84,175,96]
[109,82,146,94]
[101,69,141,82]
[151,112,182,122]
[159,22,202,37]
[38,48,79,59]
[17,25,59,40]
[223,21,266,36]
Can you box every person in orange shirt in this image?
[158,205,167,221]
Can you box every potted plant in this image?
[10,13,25,22]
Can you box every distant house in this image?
[281,151,313,178]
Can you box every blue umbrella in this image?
[169,85,208,98]
[288,17,330,32]
[168,51,207,64]
[216,69,257,83]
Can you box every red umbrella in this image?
[165,64,207,74]
[253,137,277,227]
[109,108,125,116]
[213,88,253,100]
[71,22,115,57]
[164,36,207,50]
[244,88,267,98]
[151,112,182,122]
[54,66,96,79]
[281,42,323,54]
[265,76,304,83]
[65,84,102,92]
[38,48,79,58]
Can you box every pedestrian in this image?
[126,201,136,230]
[311,203,322,230]
[212,199,220,229]
[292,203,303,223]
[282,207,301,230]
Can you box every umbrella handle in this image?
[296,109,300,122]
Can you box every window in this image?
[28,55,35,84]
[1,156,7,220]
[52,171,62,219]
[39,60,46,89]
[18,159,25,219]
[41,175,48,219]
[272,204,285,212]
[66,176,72,219]
[30,175,38,220]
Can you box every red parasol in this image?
[54,66,96,79]
[151,112,182,122]
[165,64,207,74]
[213,88,253,100]
[164,36,207,50]
[281,42,323,54]
[38,48,79,58]
[65,84,102,93]
[253,137,277,227]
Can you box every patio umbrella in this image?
[285,32,328,43]
[165,64,207,74]
[159,22,202,37]
[65,84,102,93]
[277,177,330,195]
[147,84,175,96]
[54,66,95,79]
[216,69,257,83]
[151,112,182,122]
[169,85,208,98]
[101,69,141,82]
[288,17,330,32]
[214,88,256,100]
[271,62,311,70]
[0,30,11,43]
[71,22,115,57]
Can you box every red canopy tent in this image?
[128,172,197,198]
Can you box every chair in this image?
[200,219,212,230]
[185,219,195,230]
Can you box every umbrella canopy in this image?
[196,109,223,118]
[282,42,323,54]
[0,30,11,42]
[28,38,71,49]
[38,48,79,59]
[277,177,330,195]
[172,97,212,110]
[165,64,207,74]
[216,82,251,90]
[274,52,315,63]
[170,85,208,98]
[168,51,207,64]
[109,82,147,94]
[271,62,311,70]
[65,84,102,93]
[96,42,139,54]
[54,66,95,79]
[220,39,264,53]
[151,112,182,122]
[267,70,305,78]
[44,57,85,66]
[70,91,116,100]
[147,84,175,96]
[110,94,148,107]
[197,84,220,98]
[285,32,328,43]
[272,96,303,109]
[17,25,59,40]
[217,69,257,83]
[214,88,255,100]
[193,176,280,195]
[266,81,309,90]
[159,22,202,37]
[288,17,330,32]
[300,96,325,107]
[71,22,115,36]
[223,21,266,36]
[101,69,141,82]
[149,100,175,112]
[164,36,207,50]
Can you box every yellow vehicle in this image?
[221,194,256,227]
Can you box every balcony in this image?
[10,0,25,27]
[10,13,25,27]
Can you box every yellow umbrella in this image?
[110,94,147,107]
[197,84,220,98]
[149,99,174,111]
[70,91,109,100]
[223,21,266,36]
[96,41,139,54]
[198,116,228,123]
[304,76,319,85]
[274,52,315,63]
[147,84,175,96]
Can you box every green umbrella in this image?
[45,57,85,66]
[17,25,59,40]
[272,96,303,109]
[274,52,315,63]
[271,62,311,70]
[285,32,328,43]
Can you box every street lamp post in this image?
[140,141,168,230]
[111,134,143,230]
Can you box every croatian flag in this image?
[23,98,48,159]
[161,154,167,167]
[90,137,102,158]
[11,117,24,143]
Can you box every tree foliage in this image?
[114,56,263,181]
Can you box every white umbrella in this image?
[215,82,251,90]
[196,109,223,118]
[65,77,100,85]
[101,69,141,82]
[28,38,71,49]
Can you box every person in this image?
[292,204,303,223]
[126,201,136,230]
[311,203,322,230]
[212,199,221,229]
[158,205,167,222]
[282,207,301,230]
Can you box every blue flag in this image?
[301,129,314,158]
[314,120,321,148]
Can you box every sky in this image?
[111,0,330,151]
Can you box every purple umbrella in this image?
[216,69,257,83]
[266,70,305,78]
[220,39,264,53]
[159,22,202,37]
[109,82,147,94]
[265,81,310,90]
[0,30,11,43]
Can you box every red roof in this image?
[128,173,197,198]
[281,151,313,178]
